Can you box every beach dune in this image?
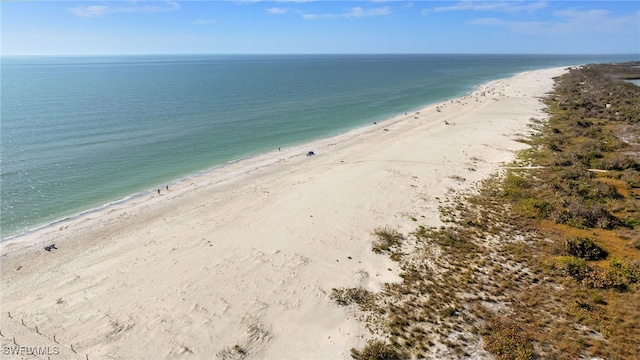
[0,67,565,359]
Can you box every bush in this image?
[582,266,628,291]
[565,236,608,260]
[555,256,590,280]
[560,257,640,291]
[573,138,604,163]
[551,153,577,166]
[609,257,640,284]
[596,154,640,171]
[621,168,640,187]
[558,166,593,181]
[331,287,373,306]
[372,227,403,254]
[587,181,622,200]
[483,318,534,360]
[503,173,531,198]
[516,198,552,219]
[552,198,621,229]
[351,341,407,360]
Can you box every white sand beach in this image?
[0,67,566,359]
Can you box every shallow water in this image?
[1,54,637,239]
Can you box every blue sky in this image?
[2,1,639,55]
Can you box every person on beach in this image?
[166,185,169,191]
[157,189,161,195]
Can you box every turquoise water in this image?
[1,54,637,239]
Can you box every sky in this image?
[2,1,639,55]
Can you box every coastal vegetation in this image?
[337,63,640,359]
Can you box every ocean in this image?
[1,54,637,240]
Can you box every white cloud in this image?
[303,6,391,20]
[467,8,639,36]
[231,0,317,5]
[266,7,288,15]
[234,0,314,4]
[350,6,391,18]
[68,5,111,18]
[68,0,180,18]
[425,1,547,15]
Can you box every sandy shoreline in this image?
[1,66,566,359]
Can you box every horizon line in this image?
[3,52,639,57]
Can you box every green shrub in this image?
[558,166,593,181]
[582,266,628,291]
[483,318,534,360]
[625,218,640,229]
[565,236,608,260]
[596,154,640,171]
[573,138,604,163]
[503,173,531,198]
[372,227,404,254]
[555,256,590,280]
[621,168,640,187]
[351,341,408,360]
[587,181,622,200]
[609,257,640,284]
[551,153,577,166]
[516,198,552,218]
[552,197,621,229]
[331,287,373,306]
